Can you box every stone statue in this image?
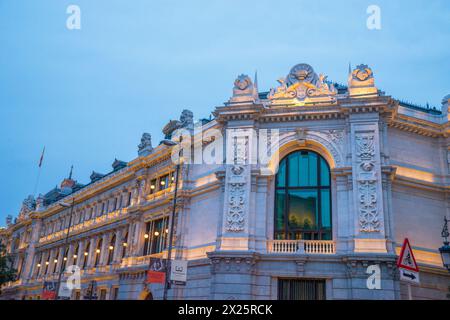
[19,195,36,219]
[138,133,153,157]
[36,194,45,211]
[348,64,378,97]
[162,109,195,139]
[228,74,258,104]
[180,109,194,130]
[268,63,336,103]
[5,214,13,226]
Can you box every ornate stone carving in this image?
[355,133,380,232]
[162,109,194,139]
[19,195,36,220]
[228,74,258,104]
[348,64,378,97]
[278,129,345,167]
[326,129,345,146]
[225,132,250,232]
[226,181,245,232]
[268,63,337,104]
[137,133,153,157]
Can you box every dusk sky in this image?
[0,0,449,226]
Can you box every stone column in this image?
[99,233,109,266]
[350,116,387,253]
[87,237,96,267]
[55,247,65,274]
[218,127,253,250]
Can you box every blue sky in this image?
[0,0,449,226]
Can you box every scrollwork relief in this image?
[355,133,380,232]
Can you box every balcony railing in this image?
[120,253,165,268]
[267,240,336,254]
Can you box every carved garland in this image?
[355,133,380,232]
[225,134,249,232]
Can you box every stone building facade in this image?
[0,63,449,300]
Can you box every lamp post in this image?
[439,216,450,273]
[161,138,182,300]
[54,197,75,300]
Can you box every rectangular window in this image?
[149,179,157,194]
[278,279,326,300]
[143,217,169,255]
[287,189,318,232]
[127,192,131,206]
[159,174,169,191]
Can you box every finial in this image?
[68,165,73,180]
[348,62,352,74]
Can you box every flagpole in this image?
[33,146,45,197]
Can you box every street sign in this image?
[397,238,420,285]
[58,281,72,298]
[170,259,188,284]
[399,268,420,284]
[397,238,419,272]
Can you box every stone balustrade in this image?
[38,208,128,244]
[267,240,336,254]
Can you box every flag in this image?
[38,147,45,167]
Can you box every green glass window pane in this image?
[287,152,299,187]
[303,152,317,187]
[320,157,330,186]
[276,159,286,187]
[275,190,286,231]
[320,189,331,228]
[321,232,332,240]
[288,151,318,187]
[288,189,318,230]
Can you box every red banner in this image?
[42,281,57,300]
[146,270,165,284]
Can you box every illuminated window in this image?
[82,242,90,269]
[73,243,79,266]
[149,179,157,194]
[274,150,331,240]
[94,239,102,267]
[159,175,169,191]
[61,247,69,271]
[143,217,169,255]
[121,232,128,259]
[107,235,115,265]
[52,251,59,273]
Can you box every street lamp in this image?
[161,138,182,300]
[54,197,75,300]
[439,216,450,272]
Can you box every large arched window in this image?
[275,150,332,240]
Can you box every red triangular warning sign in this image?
[397,238,419,272]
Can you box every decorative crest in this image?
[268,63,337,105]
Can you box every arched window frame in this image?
[274,150,332,240]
